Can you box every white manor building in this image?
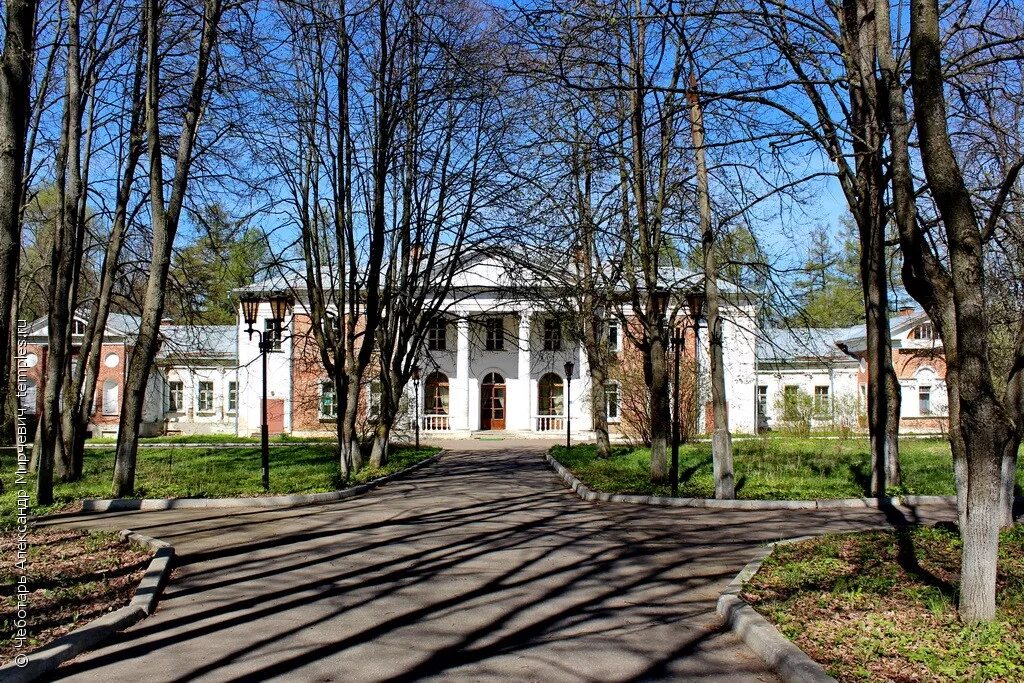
[21,254,949,441]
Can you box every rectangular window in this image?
[783,385,799,419]
[168,381,184,412]
[814,385,830,415]
[543,318,562,351]
[426,317,447,351]
[320,381,337,419]
[605,381,621,421]
[607,320,620,353]
[912,323,934,340]
[197,381,214,412]
[72,319,86,335]
[227,381,238,413]
[756,385,768,419]
[102,380,119,415]
[264,318,283,351]
[485,317,504,351]
[919,386,932,415]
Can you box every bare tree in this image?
[687,74,735,498]
[112,0,225,496]
[36,0,87,503]
[62,5,146,480]
[876,0,1024,621]
[741,0,902,496]
[0,0,37,450]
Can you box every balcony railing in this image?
[422,414,450,431]
[535,415,565,432]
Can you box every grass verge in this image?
[0,529,152,664]
[549,437,1024,499]
[742,526,1024,682]
[0,445,439,528]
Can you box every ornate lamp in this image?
[240,294,260,330]
[686,290,706,321]
[650,288,671,321]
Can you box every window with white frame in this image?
[102,380,119,415]
[606,319,620,353]
[168,381,184,412]
[264,318,283,351]
[426,317,447,351]
[919,386,932,415]
[22,379,37,415]
[813,385,830,415]
[197,381,214,412]
[605,381,621,421]
[227,381,238,413]
[71,319,86,335]
[320,381,337,419]
[543,318,562,351]
[911,323,934,340]
[485,317,504,351]
[756,385,768,421]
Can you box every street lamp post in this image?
[685,290,706,437]
[240,293,291,491]
[650,288,671,487]
[564,360,574,451]
[411,364,421,453]
[671,327,684,497]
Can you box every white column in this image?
[517,310,532,430]
[456,317,471,431]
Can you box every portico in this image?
[414,307,588,436]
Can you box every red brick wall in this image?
[290,313,377,433]
[21,341,129,427]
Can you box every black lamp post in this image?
[671,326,684,496]
[564,360,574,451]
[685,289,706,437]
[240,292,291,491]
[411,364,421,453]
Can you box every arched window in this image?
[22,379,37,415]
[425,372,450,415]
[102,379,119,415]
[538,373,563,416]
[482,371,504,385]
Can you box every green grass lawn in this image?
[86,433,336,445]
[550,437,1024,500]
[742,527,1024,681]
[0,444,438,528]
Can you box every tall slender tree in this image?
[112,0,225,496]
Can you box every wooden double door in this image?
[480,372,506,430]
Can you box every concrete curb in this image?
[77,451,442,512]
[544,452,899,510]
[0,531,175,683]
[83,442,338,449]
[716,537,837,683]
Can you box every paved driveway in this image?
[46,441,951,682]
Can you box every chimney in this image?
[897,306,915,317]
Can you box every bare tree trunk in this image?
[113,0,222,496]
[369,420,390,469]
[689,75,734,499]
[40,0,86,498]
[908,0,1017,621]
[0,0,36,447]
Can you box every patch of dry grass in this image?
[743,526,1024,682]
[0,529,153,664]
